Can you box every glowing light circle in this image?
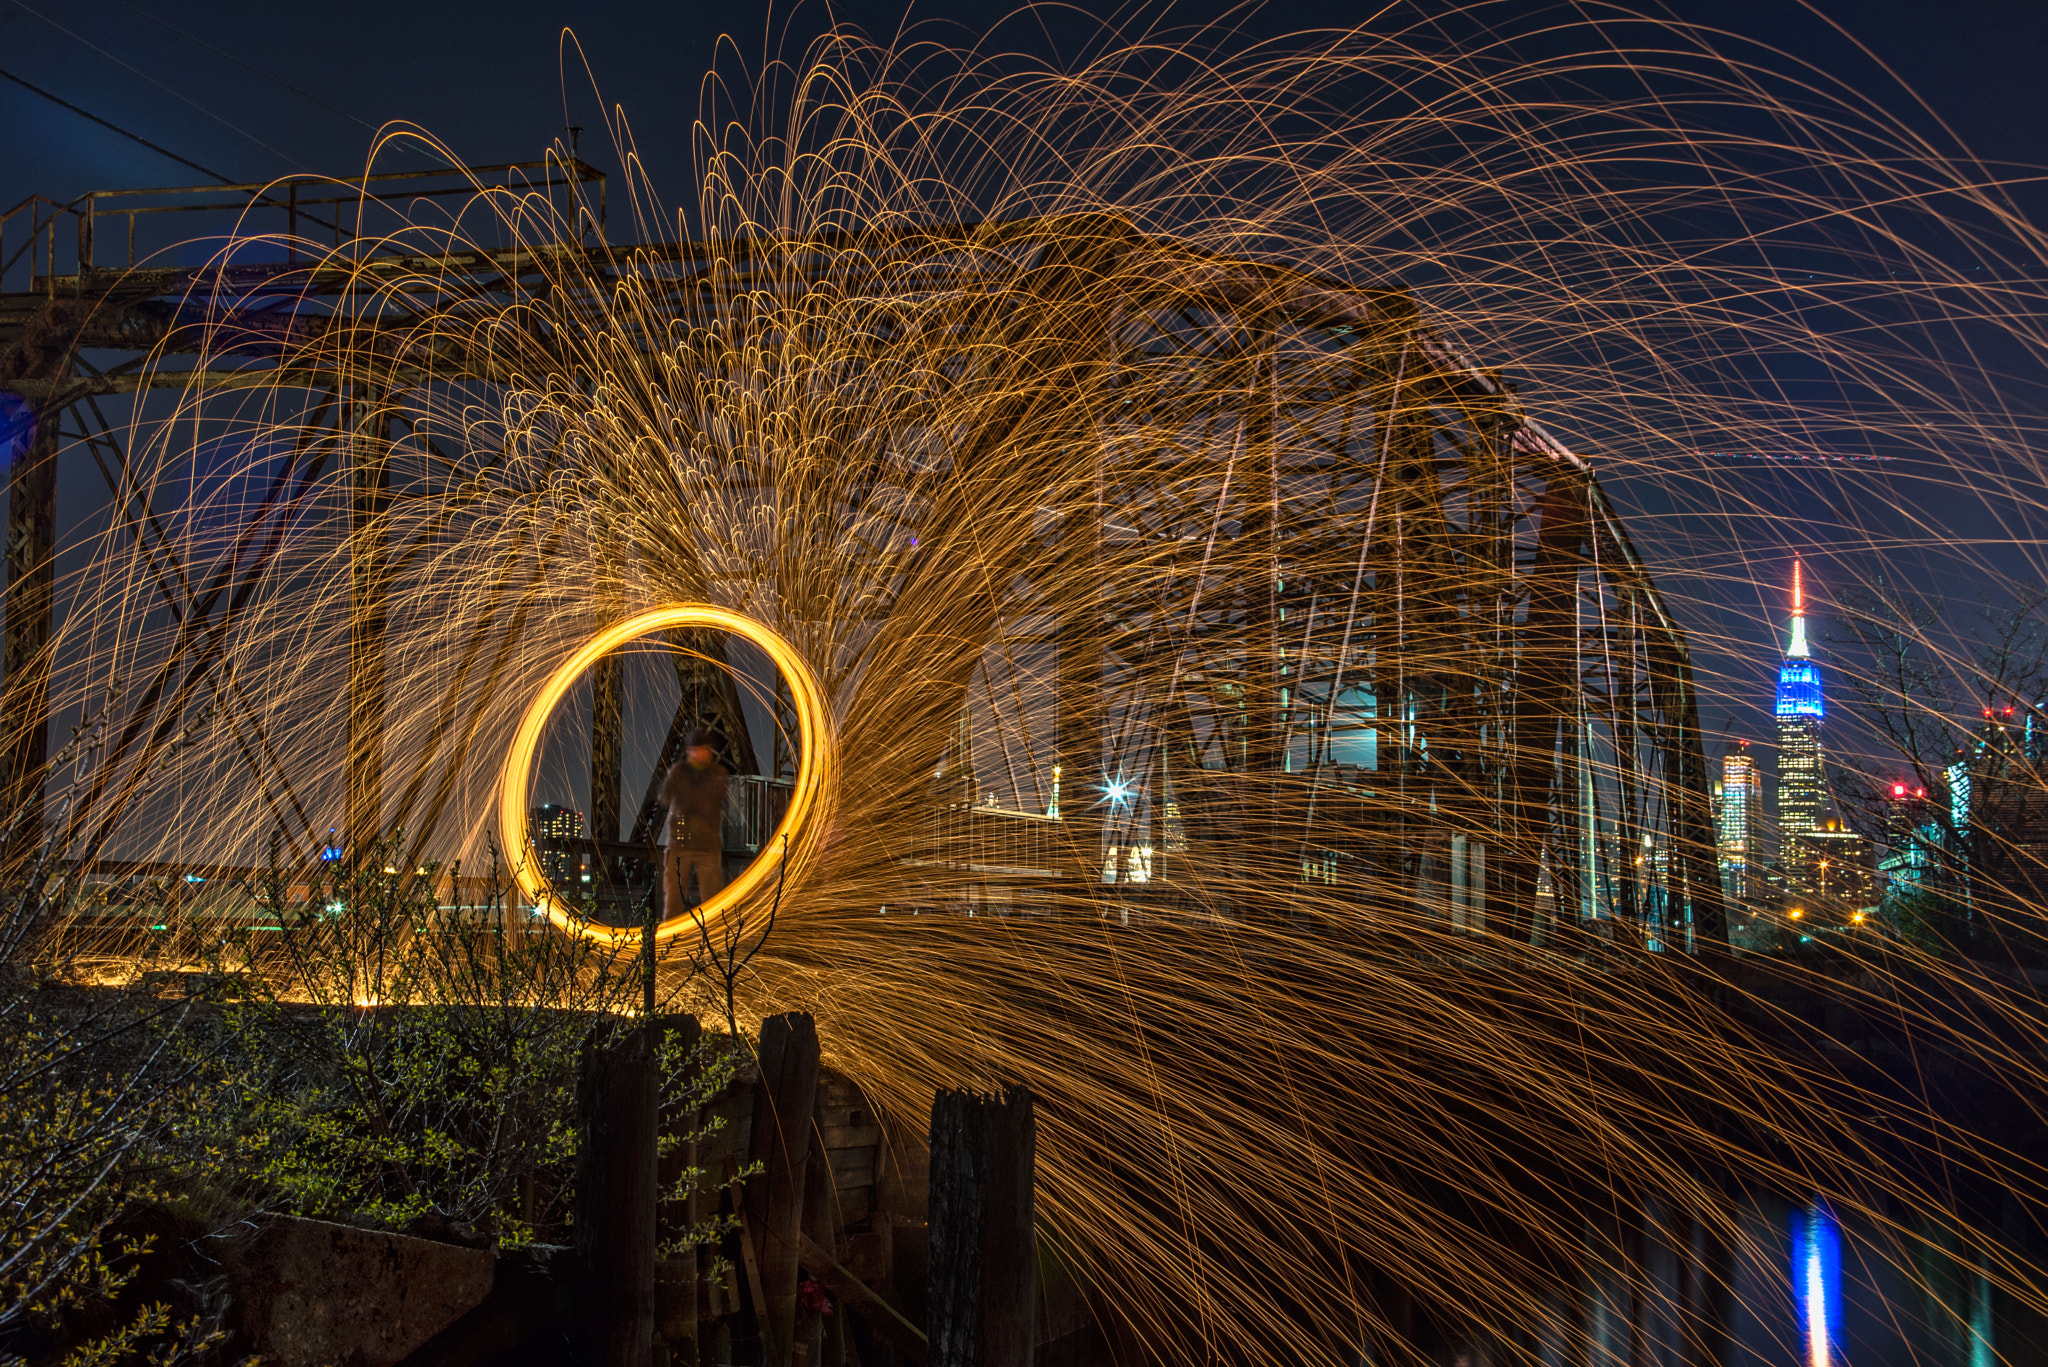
[499,604,831,947]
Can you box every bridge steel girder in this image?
[0,173,1724,947]
[0,298,68,864]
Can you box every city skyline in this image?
[1715,560,1884,935]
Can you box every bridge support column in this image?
[1056,551,1102,887]
[2,389,59,859]
[1242,341,1287,889]
[0,301,77,866]
[346,385,389,858]
[1507,469,1590,944]
[592,605,623,843]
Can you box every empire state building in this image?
[1775,561,1826,870]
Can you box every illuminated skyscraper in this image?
[1880,780,1933,897]
[1945,701,2048,928]
[1776,561,1826,872]
[1718,740,1758,903]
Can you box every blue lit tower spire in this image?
[1776,560,1826,867]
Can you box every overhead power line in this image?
[0,66,346,247]
[8,0,295,166]
[17,0,451,176]
[0,64,235,185]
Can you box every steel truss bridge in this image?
[0,163,1724,948]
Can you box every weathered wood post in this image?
[578,1023,659,1367]
[655,1014,704,1367]
[927,1086,1036,1367]
[749,1013,823,1367]
[798,1108,835,1367]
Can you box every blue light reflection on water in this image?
[1791,1201,1843,1367]
[1969,1256,1996,1367]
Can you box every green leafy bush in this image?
[202,838,746,1250]
[202,840,643,1241]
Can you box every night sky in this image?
[4,1,2042,214]
[3,0,2044,790]
[8,1,2039,212]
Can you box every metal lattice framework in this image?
[0,166,1723,946]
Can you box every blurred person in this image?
[663,728,730,916]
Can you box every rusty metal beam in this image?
[346,385,390,858]
[0,299,73,860]
[3,398,57,857]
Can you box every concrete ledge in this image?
[211,1215,495,1367]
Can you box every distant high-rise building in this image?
[1775,561,1826,872]
[1880,780,1934,897]
[1947,759,1973,836]
[1790,813,1875,927]
[531,803,584,884]
[1950,702,2048,930]
[1718,741,1759,904]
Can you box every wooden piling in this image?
[800,1109,837,1367]
[749,1013,824,1367]
[927,1086,1036,1367]
[578,1024,659,1367]
[656,1015,705,1367]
